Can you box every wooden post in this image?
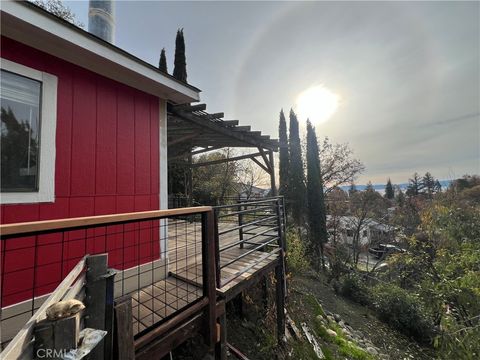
[215,312,227,360]
[104,268,116,360]
[202,210,217,348]
[213,209,222,289]
[275,262,285,344]
[113,296,135,360]
[34,314,80,360]
[268,150,277,196]
[85,254,108,360]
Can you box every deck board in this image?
[166,220,280,296]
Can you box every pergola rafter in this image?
[167,103,279,200]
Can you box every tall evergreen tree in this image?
[422,172,436,197]
[278,109,289,197]
[159,48,168,73]
[385,178,395,199]
[406,172,422,197]
[306,120,328,270]
[173,29,187,82]
[288,109,306,225]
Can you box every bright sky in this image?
[66,0,479,185]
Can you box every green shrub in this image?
[286,227,310,272]
[336,274,371,306]
[371,283,435,343]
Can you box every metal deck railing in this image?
[0,207,217,356]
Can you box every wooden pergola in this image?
[167,103,279,200]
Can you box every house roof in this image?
[0,0,200,104]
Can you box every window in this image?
[1,59,57,204]
[363,230,368,237]
[346,229,353,237]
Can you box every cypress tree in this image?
[306,120,328,270]
[159,48,168,73]
[385,178,394,199]
[278,109,289,197]
[173,29,187,82]
[288,109,306,225]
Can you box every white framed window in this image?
[0,58,57,204]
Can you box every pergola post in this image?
[268,150,277,196]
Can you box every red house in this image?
[1,0,199,329]
[1,3,286,357]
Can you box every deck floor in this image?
[132,277,202,336]
[131,220,280,335]
[167,220,280,293]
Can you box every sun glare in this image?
[295,85,340,124]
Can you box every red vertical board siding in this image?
[0,37,161,306]
[54,61,73,197]
[70,69,97,196]
[96,80,117,195]
[116,86,135,195]
[150,98,160,195]
[134,93,151,195]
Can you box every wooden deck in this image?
[132,277,202,336]
[131,219,280,335]
[167,220,280,295]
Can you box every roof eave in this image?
[0,0,200,104]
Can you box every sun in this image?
[295,85,340,124]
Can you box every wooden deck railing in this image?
[0,206,217,359]
[0,199,285,359]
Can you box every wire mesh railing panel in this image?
[0,207,212,348]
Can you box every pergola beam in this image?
[173,103,207,112]
[168,133,199,146]
[173,109,273,149]
[199,112,224,120]
[186,152,264,168]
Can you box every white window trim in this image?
[0,58,57,204]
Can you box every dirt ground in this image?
[172,272,437,359]
[288,273,436,360]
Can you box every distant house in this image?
[326,215,397,247]
[235,183,270,199]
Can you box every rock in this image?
[338,320,346,328]
[326,329,337,337]
[316,315,327,324]
[367,347,379,356]
[326,315,335,323]
[333,313,342,322]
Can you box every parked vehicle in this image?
[368,244,405,259]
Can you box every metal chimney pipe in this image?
[88,0,115,44]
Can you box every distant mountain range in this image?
[340,180,452,194]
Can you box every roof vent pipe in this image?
[88,0,115,44]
